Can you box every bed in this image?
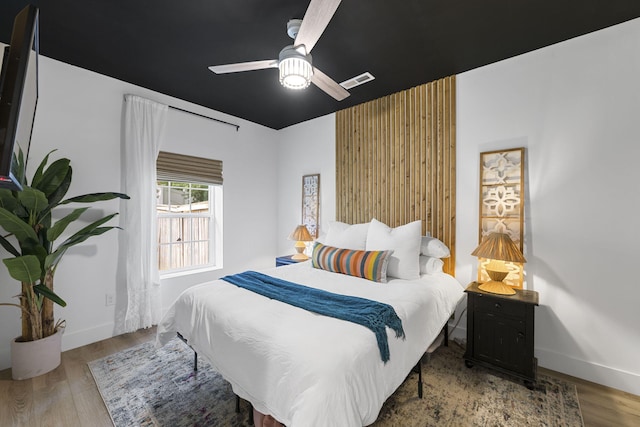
[156,257,464,426]
[155,78,457,425]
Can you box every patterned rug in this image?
[88,338,583,426]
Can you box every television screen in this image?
[0,5,39,191]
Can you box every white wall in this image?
[276,19,640,395]
[456,18,640,395]
[0,52,280,369]
[276,114,336,255]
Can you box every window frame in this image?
[157,180,223,276]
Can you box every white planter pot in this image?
[11,327,64,380]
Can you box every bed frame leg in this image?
[414,358,423,399]
[177,333,250,422]
[444,321,449,347]
[177,332,198,371]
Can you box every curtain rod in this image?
[168,105,240,131]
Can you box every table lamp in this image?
[289,224,313,260]
[471,232,526,295]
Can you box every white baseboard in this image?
[536,347,640,396]
[449,323,639,396]
[61,322,116,352]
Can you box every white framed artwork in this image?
[302,174,320,239]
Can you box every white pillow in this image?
[322,221,369,250]
[366,219,422,280]
[419,256,444,275]
[420,236,450,258]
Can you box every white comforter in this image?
[156,261,463,427]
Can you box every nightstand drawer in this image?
[474,294,525,319]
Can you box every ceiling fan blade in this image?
[208,60,277,74]
[294,0,342,53]
[311,67,350,101]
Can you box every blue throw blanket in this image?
[220,270,405,363]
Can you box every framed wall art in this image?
[302,174,320,239]
[478,147,525,288]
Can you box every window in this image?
[156,152,223,274]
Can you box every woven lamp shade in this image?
[289,225,313,242]
[472,232,526,295]
[471,232,526,263]
[289,225,313,260]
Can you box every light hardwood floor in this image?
[1,328,638,426]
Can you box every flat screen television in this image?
[0,4,39,191]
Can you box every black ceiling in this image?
[1,1,640,130]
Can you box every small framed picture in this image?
[302,174,320,238]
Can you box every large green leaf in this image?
[17,187,49,217]
[38,209,52,232]
[12,203,28,220]
[44,166,72,208]
[69,213,118,239]
[0,189,19,212]
[3,255,42,283]
[61,192,130,204]
[45,226,116,269]
[14,146,26,187]
[33,284,66,307]
[30,149,56,188]
[22,244,48,273]
[71,225,116,243]
[46,223,117,269]
[44,249,65,271]
[35,167,72,227]
[34,158,70,197]
[0,234,19,257]
[46,207,89,242]
[0,207,39,244]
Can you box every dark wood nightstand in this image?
[275,255,308,267]
[463,281,539,389]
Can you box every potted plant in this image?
[0,149,128,379]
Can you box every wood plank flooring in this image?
[0,328,638,426]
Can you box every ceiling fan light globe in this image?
[281,73,310,89]
[278,56,313,90]
[278,45,313,89]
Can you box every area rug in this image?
[88,338,583,426]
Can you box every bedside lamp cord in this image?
[447,307,467,337]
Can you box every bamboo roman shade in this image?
[156,151,223,185]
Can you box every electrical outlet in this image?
[105,293,115,306]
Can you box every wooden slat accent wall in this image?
[336,76,456,275]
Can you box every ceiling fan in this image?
[208,0,350,101]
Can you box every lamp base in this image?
[478,280,516,295]
[292,241,309,260]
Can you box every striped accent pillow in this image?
[311,242,392,283]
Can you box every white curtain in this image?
[122,94,168,332]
